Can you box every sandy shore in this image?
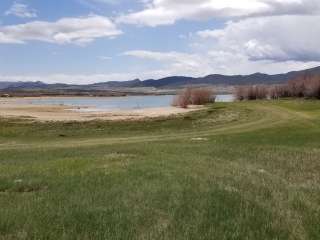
[0,98,202,121]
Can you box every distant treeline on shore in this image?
[236,74,320,101]
[0,90,172,98]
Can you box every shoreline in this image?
[0,97,202,122]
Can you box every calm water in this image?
[21,94,234,111]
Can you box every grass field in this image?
[0,100,320,240]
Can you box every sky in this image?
[0,0,320,84]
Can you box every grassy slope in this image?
[0,100,319,240]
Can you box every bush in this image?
[305,76,320,99]
[285,74,320,99]
[172,87,215,108]
[297,74,320,99]
[237,74,320,101]
[269,85,291,99]
[172,88,191,108]
[235,86,248,101]
[190,88,214,105]
[236,85,268,101]
[287,78,306,98]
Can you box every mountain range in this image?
[1,66,320,91]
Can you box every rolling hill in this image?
[1,66,320,91]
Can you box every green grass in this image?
[0,100,320,239]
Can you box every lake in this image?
[20,94,234,112]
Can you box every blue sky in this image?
[0,0,319,84]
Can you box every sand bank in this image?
[0,98,201,121]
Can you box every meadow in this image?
[0,100,320,239]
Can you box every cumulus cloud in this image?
[116,0,320,77]
[2,0,320,83]
[0,15,122,45]
[123,49,320,78]
[2,48,320,84]
[118,0,320,26]
[123,50,215,76]
[124,50,197,62]
[5,2,37,18]
[197,15,320,62]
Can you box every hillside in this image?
[1,66,320,91]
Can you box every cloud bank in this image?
[118,0,320,26]
[118,0,320,79]
[1,0,320,83]
[0,15,122,45]
[197,15,320,62]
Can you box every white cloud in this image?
[2,48,320,84]
[2,1,320,84]
[123,50,214,76]
[118,0,320,26]
[196,15,320,62]
[5,2,37,18]
[0,15,122,45]
[123,49,320,78]
[124,50,196,62]
[203,50,320,75]
[98,56,112,60]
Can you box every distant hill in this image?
[137,66,320,88]
[0,81,71,90]
[1,66,320,91]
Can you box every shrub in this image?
[235,86,248,101]
[254,85,268,100]
[269,85,280,99]
[236,85,268,101]
[235,74,320,101]
[286,74,320,99]
[287,78,306,98]
[305,76,320,99]
[172,87,215,108]
[269,85,291,99]
[300,75,320,99]
[237,74,320,101]
[190,88,214,105]
[172,88,191,108]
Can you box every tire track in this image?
[0,104,311,151]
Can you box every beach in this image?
[0,97,201,121]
